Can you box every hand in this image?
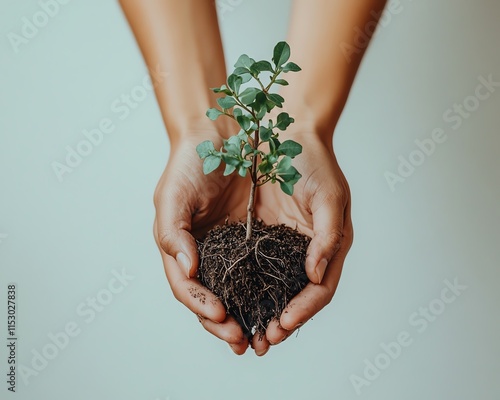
[254,131,354,355]
[153,130,252,355]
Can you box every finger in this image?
[266,319,295,346]
[156,229,226,323]
[306,194,348,284]
[154,187,199,278]
[197,314,248,348]
[252,332,271,356]
[228,341,250,356]
[280,234,350,331]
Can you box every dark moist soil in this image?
[197,220,311,338]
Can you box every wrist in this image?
[281,100,341,145]
[166,117,236,149]
[281,119,334,152]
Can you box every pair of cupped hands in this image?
[153,125,353,356]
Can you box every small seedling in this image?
[196,41,302,240]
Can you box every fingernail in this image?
[315,258,328,284]
[269,336,285,346]
[256,348,269,357]
[176,252,191,277]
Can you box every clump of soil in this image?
[197,220,311,338]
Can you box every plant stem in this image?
[246,181,256,240]
[246,120,260,240]
[265,69,281,92]
[254,75,267,92]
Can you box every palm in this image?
[256,136,346,234]
[156,134,250,239]
[153,133,253,356]
[255,135,353,345]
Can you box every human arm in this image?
[254,0,387,353]
[118,0,250,354]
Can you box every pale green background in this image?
[1,0,499,399]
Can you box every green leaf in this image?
[211,85,233,95]
[274,79,289,86]
[224,143,240,156]
[243,143,253,155]
[233,108,243,118]
[238,130,249,143]
[265,100,276,113]
[250,60,274,75]
[238,166,248,177]
[259,126,273,142]
[279,181,294,196]
[224,164,237,176]
[217,96,237,109]
[203,155,221,174]
[240,73,252,84]
[250,91,268,116]
[269,137,281,153]
[237,115,251,131]
[240,87,261,105]
[258,159,273,174]
[278,140,303,158]
[256,106,266,120]
[227,135,242,147]
[273,41,291,68]
[206,108,224,121]
[233,67,250,76]
[196,140,215,159]
[267,93,284,108]
[221,153,241,166]
[234,54,255,70]
[255,91,268,106]
[227,74,242,94]
[282,62,302,72]
[241,160,253,168]
[275,112,295,130]
[278,166,300,182]
[279,166,296,181]
[277,156,292,171]
[223,135,242,155]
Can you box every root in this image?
[196,220,310,337]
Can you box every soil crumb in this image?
[197,220,310,338]
[188,286,206,304]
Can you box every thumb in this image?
[155,195,199,278]
[305,196,346,284]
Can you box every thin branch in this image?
[253,75,267,93]
[246,119,260,240]
[265,69,281,92]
